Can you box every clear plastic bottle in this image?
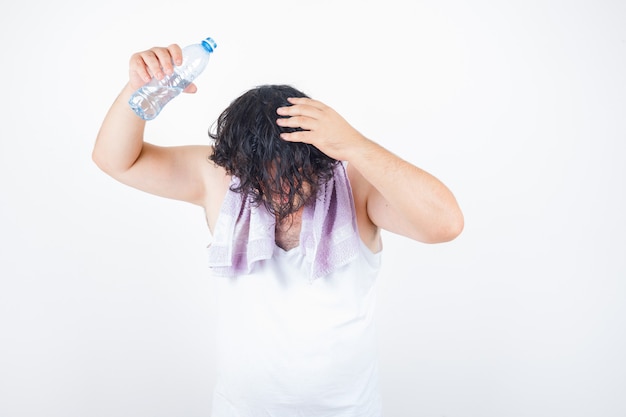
[128,37,217,120]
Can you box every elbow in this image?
[441,209,464,242]
[421,206,464,244]
[91,148,103,169]
[91,147,110,174]
[91,141,134,177]
[91,147,124,178]
[433,195,465,243]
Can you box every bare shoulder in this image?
[346,163,381,253]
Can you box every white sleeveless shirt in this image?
[210,241,382,417]
[207,164,383,416]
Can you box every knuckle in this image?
[131,50,148,61]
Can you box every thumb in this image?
[183,83,198,94]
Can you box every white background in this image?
[1,0,625,416]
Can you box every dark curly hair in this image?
[209,85,338,222]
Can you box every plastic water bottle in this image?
[128,37,217,120]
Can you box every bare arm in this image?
[343,137,464,243]
[276,97,464,244]
[92,44,228,214]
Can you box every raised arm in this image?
[92,44,229,216]
[276,97,464,245]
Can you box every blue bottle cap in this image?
[201,37,217,52]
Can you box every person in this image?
[93,43,464,417]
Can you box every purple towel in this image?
[206,162,360,280]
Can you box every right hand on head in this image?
[128,44,198,93]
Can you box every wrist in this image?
[343,134,379,163]
[118,83,137,101]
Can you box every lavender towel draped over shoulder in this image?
[206,162,361,280]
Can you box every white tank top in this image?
[210,241,382,417]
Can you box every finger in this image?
[287,97,328,110]
[167,44,183,66]
[129,53,153,83]
[280,131,312,144]
[276,115,316,131]
[151,47,176,78]
[276,102,323,119]
[137,50,165,80]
